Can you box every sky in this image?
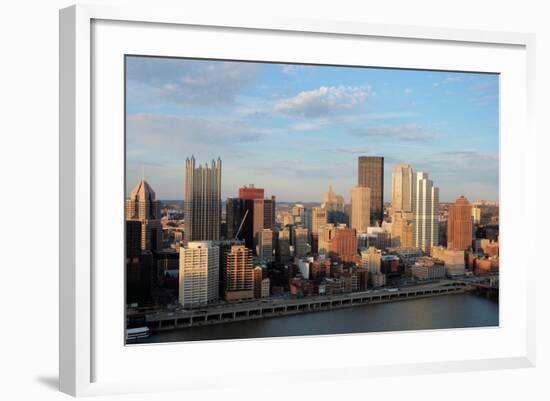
[125,56,499,203]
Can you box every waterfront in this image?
[134,292,498,344]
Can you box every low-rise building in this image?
[411,257,445,280]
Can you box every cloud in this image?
[126,57,259,106]
[403,88,413,94]
[432,76,462,88]
[350,124,434,142]
[274,85,370,118]
[126,113,264,163]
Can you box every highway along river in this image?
[133,292,498,344]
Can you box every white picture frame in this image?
[59,4,536,397]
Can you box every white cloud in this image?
[351,124,434,142]
[274,85,370,118]
[126,57,259,106]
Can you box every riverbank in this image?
[133,292,499,344]
[138,281,476,334]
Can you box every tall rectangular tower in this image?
[412,172,439,254]
[350,186,371,233]
[179,241,220,307]
[224,245,254,301]
[358,156,384,226]
[392,163,413,214]
[184,156,222,244]
[447,196,473,251]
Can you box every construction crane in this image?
[234,209,249,241]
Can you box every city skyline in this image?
[126,56,499,203]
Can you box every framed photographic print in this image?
[59,4,536,397]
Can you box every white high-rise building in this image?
[392,163,413,213]
[350,186,371,233]
[412,172,439,254]
[179,241,219,307]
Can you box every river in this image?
[134,292,498,344]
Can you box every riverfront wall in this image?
[144,283,469,331]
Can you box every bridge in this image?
[144,281,469,331]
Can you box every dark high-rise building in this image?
[263,196,276,229]
[358,156,384,226]
[226,197,244,240]
[125,220,153,306]
[240,195,276,252]
[184,156,222,244]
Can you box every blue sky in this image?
[126,56,499,203]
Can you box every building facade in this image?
[391,163,413,213]
[350,186,371,233]
[358,156,384,226]
[412,172,439,254]
[447,195,473,251]
[184,157,222,243]
[179,241,220,307]
[293,227,309,258]
[125,179,162,252]
[224,245,254,301]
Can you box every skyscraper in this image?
[184,156,222,244]
[293,227,309,258]
[358,156,384,226]
[225,197,244,240]
[392,163,413,214]
[239,184,264,200]
[350,186,371,232]
[126,179,162,251]
[412,172,439,254]
[224,245,254,301]
[179,241,219,307]
[391,212,414,248]
[322,185,346,224]
[256,228,274,262]
[447,196,473,251]
[277,228,291,263]
[310,207,327,235]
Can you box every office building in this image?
[391,163,413,213]
[126,179,162,252]
[391,211,414,248]
[225,197,244,240]
[319,224,358,263]
[224,245,254,301]
[261,278,270,298]
[360,246,381,274]
[256,228,274,262]
[322,185,347,224]
[309,206,327,236]
[184,156,222,243]
[447,195,473,251]
[239,184,264,200]
[293,227,309,258]
[277,228,291,263]
[358,156,384,225]
[411,257,445,280]
[413,172,439,254]
[350,186,371,232]
[253,265,265,298]
[431,246,466,277]
[179,241,219,307]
